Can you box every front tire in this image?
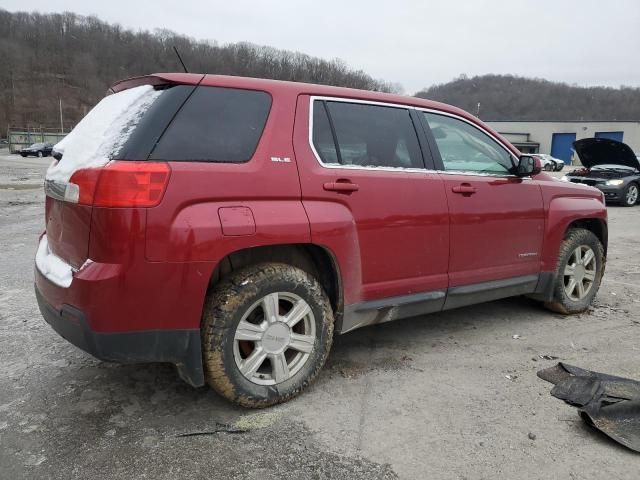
[622,183,638,207]
[545,228,604,314]
[37,151,43,158]
[202,263,334,408]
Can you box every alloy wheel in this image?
[233,292,316,385]
[563,245,597,301]
[626,185,638,205]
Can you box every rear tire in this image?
[202,263,334,408]
[622,183,638,207]
[545,228,604,314]
[37,151,43,158]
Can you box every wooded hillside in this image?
[3,9,639,132]
[0,10,396,131]
[416,74,640,121]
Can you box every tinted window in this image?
[423,112,513,174]
[117,85,195,160]
[311,101,339,164]
[150,86,271,162]
[316,101,423,169]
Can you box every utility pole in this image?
[476,102,481,118]
[59,98,64,134]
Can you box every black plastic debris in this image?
[538,362,640,453]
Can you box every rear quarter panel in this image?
[145,81,308,263]
[141,83,311,329]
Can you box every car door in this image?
[293,96,449,307]
[420,111,545,290]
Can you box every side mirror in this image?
[515,155,542,177]
[52,150,63,161]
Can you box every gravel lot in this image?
[1,149,639,479]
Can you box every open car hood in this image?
[573,138,640,170]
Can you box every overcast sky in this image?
[4,0,640,93]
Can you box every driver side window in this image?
[423,112,514,174]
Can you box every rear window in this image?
[149,86,272,162]
[47,84,162,182]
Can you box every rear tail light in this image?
[67,161,171,207]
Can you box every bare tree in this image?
[0,9,395,129]
[415,74,640,121]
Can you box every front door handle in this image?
[323,181,360,193]
[451,183,477,195]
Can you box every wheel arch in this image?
[542,196,608,272]
[532,214,608,304]
[566,217,608,257]
[206,243,344,327]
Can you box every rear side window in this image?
[311,100,423,169]
[150,86,271,162]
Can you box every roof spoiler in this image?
[109,73,205,94]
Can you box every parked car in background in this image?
[35,73,608,407]
[536,153,565,171]
[533,154,556,171]
[562,138,639,207]
[20,142,54,157]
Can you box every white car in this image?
[535,153,565,171]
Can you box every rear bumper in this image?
[35,279,205,387]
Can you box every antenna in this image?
[173,46,189,73]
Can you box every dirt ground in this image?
[1,149,639,479]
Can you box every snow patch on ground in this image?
[46,85,161,182]
[35,236,73,288]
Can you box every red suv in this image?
[35,73,607,407]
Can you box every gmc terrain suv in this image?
[35,73,608,407]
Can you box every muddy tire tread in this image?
[202,262,334,408]
[544,228,604,314]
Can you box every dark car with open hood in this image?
[562,138,640,207]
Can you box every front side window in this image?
[311,100,424,169]
[423,112,514,174]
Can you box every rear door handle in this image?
[323,181,360,193]
[451,184,477,195]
